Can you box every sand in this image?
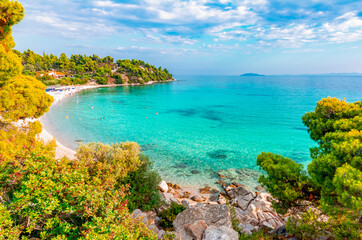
[38,127,76,160]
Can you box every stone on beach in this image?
[161,192,179,204]
[158,180,169,192]
[191,195,206,202]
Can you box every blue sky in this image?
[13,0,362,75]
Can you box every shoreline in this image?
[41,80,175,157]
[39,79,261,192]
[47,79,176,102]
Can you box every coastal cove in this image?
[41,75,362,189]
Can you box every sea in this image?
[41,75,362,189]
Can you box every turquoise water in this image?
[41,75,362,189]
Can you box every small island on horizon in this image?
[240,73,264,76]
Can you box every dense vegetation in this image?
[18,50,173,86]
[0,1,161,239]
[257,97,361,239]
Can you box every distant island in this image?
[240,73,264,76]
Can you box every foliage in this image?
[19,49,173,86]
[239,229,273,240]
[119,155,162,212]
[0,0,53,122]
[158,202,186,231]
[0,1,159,239]
[256,153,316,214]
[0,139,156,239]
[257,97,362,239]
[94,76,108,85]
[162,232,176,240]
[76,142,141,180]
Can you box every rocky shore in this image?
[132,179,287,239]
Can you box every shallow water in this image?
[41,75,362,189]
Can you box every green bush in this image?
[158,202,186,231]
[120,155,162,212]
[256,152,316,214]
[257,97,361,239]
[95,76,108,84]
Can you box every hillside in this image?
[16,49,174,86]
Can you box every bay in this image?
[41,75,362,188]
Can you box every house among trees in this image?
[39,71,66,79]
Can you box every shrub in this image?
[120,155,162,212]
[257,97,361,239]
[158,202,186,231]
[94,76,108,85]
[256,152,316,214]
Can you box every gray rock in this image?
[161,192,179,204]
[227,186,285,231]
[191,195,206,202]
[157,230,166,239]
[173,204,232,232]
[240,228,252,235]
[185,220,208,240]
[131,209,148,224]
[181,199,191,209]
[202,225,238,240]
[196,203,205,208]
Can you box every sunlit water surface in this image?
[42,75,362,189]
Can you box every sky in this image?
[13,0,362,75]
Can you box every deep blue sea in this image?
[41,75,362,188]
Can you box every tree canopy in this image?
[257,97,361,239]
[19,49,173,86]
[0,1,160,239]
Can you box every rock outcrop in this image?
[225,185,285,233]
[131,209,163,238]
[173,204,238,240]
[156,180,286,238]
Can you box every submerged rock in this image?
[174,163,188,168]
[207,149,228,159]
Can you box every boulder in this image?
[174,205,236,240]
[202,225,238,240]
[217,194,227,205]
[158,180,169,192]
[227,185,285,232]
[173,204,232,231]
[131,209,160,235]
[161,192,179,204]
[226,186,255,210]
[182,191,191,198]
[209,195,218,202]
[191,195,206,202]
[200,187,211,194]
[181,199,191,209]
[131,209,148,224]
[185,220,208,240]
[196,203,205,208]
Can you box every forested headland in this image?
[15,49,174,86]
